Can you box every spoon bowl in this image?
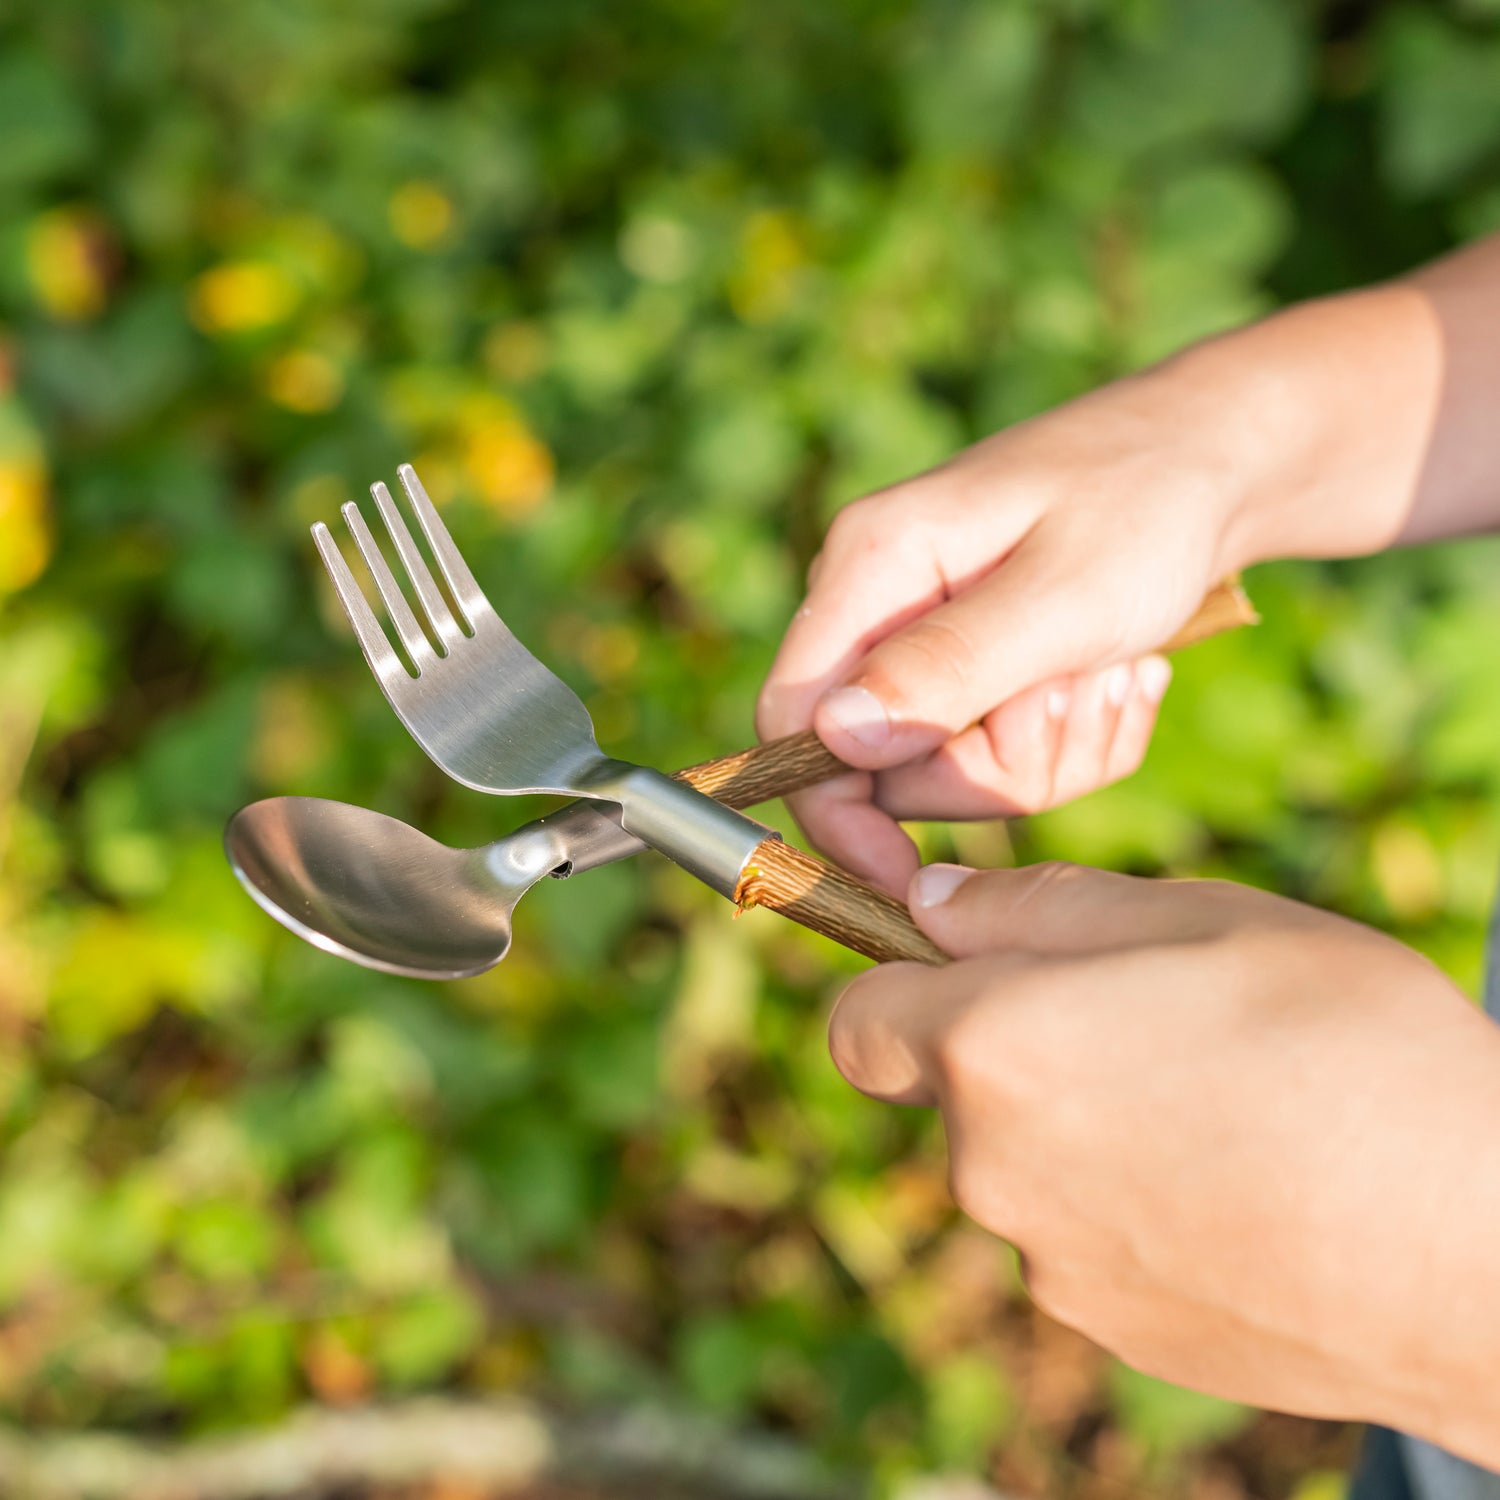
[226,798,532,979]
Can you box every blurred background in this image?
[5,1,1500,1496]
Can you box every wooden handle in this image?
[675,574,1257,810]
[676,733,847,806]
[672,574,1256,967]
[735,839,947,965]
[1160,576,1258,651]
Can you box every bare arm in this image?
[758,233,1500,887]
[1198,231,1500,560]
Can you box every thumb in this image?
[907,861,1181,959]
[811,536,1171,769]
[827,957,1000,1106]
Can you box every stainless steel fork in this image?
[310,464,772,897]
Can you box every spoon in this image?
[225,795,649,981]
[226,729,858,980]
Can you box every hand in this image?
[757,368,1253,893]
[757,276,1461,894]
[830,862,1500,1465]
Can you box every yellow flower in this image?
[27,208,110,321]
[0,458,51,593]
[465,423,554,516]
[483,321,548,383]
[579,621,639,683]
[0,402,51,595]
[406,450,461,509]
[253,677,336,785]
[190,260,299,334]
[265,349,344,414]
[457,392,554,516]
[389,181,455,250]
[727,210,809,323]
[1372,818,1443,922]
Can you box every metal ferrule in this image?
[575,761,774,899]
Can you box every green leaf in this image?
[376,1286,484,1387]
[900,4,1046,159]
[1380,7,1500,198]
[676,1313,766,1415]
[926,1353,1015,1470]
[473,1110,592,1253]
[175,1200,278,1285]
[1068,0,1310,159]
[822,1329,917,1431]
[1109,1363,1254,1459]
[558,1013,660,1129]
[0,48,91,194]
[1142,160,1291,275]
[134,681,259,826]
[168,532,291,643]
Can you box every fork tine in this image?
[370,480,465,651]
[310,522,410,691]
[341,501,438,672]
[396,462,490,628]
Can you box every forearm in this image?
[1135,233,1500,567]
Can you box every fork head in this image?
[313,462,777,900]
[311,463,604,795]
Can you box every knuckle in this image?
[1008,767,1056,816]
[1090,613,1133,666]
[946,1155,1004,1229]
[980,712,1057,815]
[880,617,980,699]
[826,971,905,1091]
[929,1019,974,1093]
[1014,860,1084,906]
[1110,739,1147,783]
[825,982,871,1081]
[1023,1261,1090,1330]
[823,498,880,556]
[927,971,1024,1093]
[754,683,795,740]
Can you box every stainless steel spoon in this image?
[228,731,863,980]
[226,795,644,981]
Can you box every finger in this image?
[871,673,1075,822]
[756,497,949,742]
[782,776,922,897]
[1050,662,1130,807]
[906,862,1184,959]
[811,532,1147,770]
[827,956,998,1106]
[756,482,1032,742]
[1104,655,1170,785]
[871,657,1162,821]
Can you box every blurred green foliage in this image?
[3,0,1500,1493]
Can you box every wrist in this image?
[1140,283,1444,570]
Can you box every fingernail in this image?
[1046,685,1071,721]
[1105,663,1132,707]
[912,863,976,908]
[820,685,892,751]
[1138,656,1172,703]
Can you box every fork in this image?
[309,463,795,903]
